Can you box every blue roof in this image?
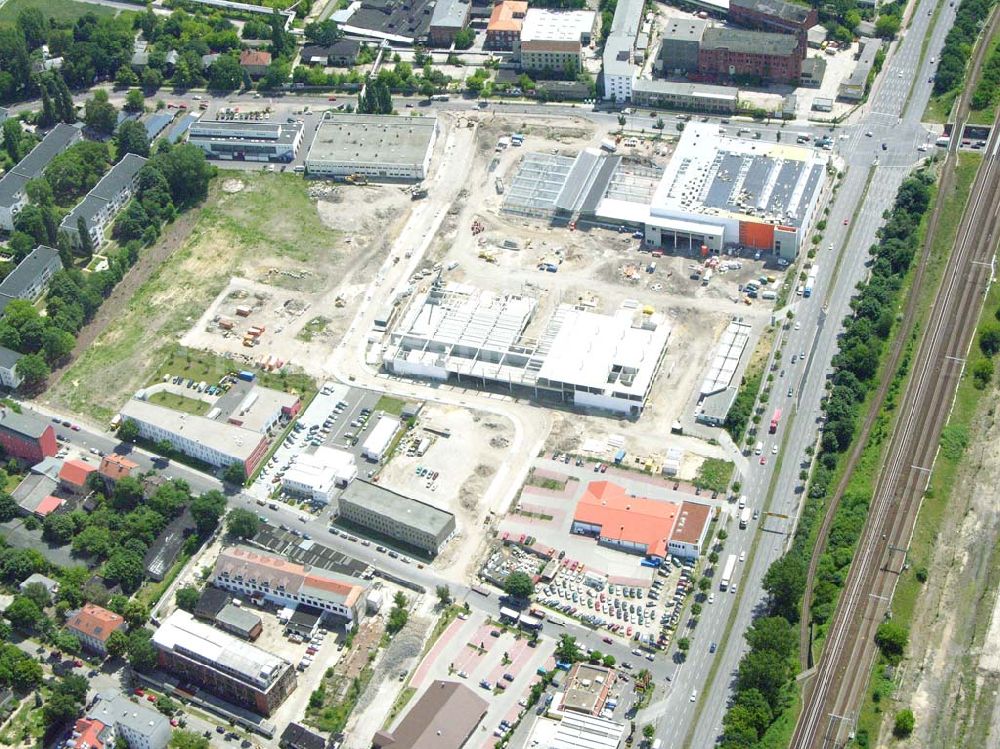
[144,113,174,140]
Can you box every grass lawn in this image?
[147,390,211,416]
[296,316,331,342]
[151,344,316,397]
[924,88,958,124]
[375,394,407,416]
[695,458,734,494]
[50,173,336,422]
[0,0,115,24]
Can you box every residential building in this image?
[61,153,147,249]
[59,459,98,494]
[119,398,269,475]
[212,546,367,625]
[98,453,139,484]
[655,18,707,75]
[305,114,438,181]
[0,346,23,389]
[240,49,272,77]
[66,604,127,656]
[143,509,196,582]
[187,120,304,163]
[372,680,488,749]
[697,27,804,84]
[336,480,456,555]
[728,0,817,47]
[299,39,361,66]
[385,283,671,416]
[194,586,230,622]
[19,573,59,596]
[601,0,644,101]
[485,0,527,50]
[152,610,296,716]
[631,79,738,113]
[0,245,64,315]
[0,406,57,462]
[515,9,596,73]
[0,124,82,231]
[428,0,472,46]
[131,40,149,70]
[281,446,357,504]
[85,692,171,749]
[70,716,109,749]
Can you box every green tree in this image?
[84,89,118,136]
[222,462,246,486]
[874,621,909,664]
[5,596,44,631]
[602,654,616,667]
[893,709,915,738]
[304,20,342,45]
[169,731,209,749]
[503,571,534,599]
[435,585,452,606]
[102,549,145,593]
[118,418,140,442]
[105,628,128,659]
[16,7,47,49]
[142,67,163,94]
[453,28,475,50]
[115,120,150,160]
[13,352,49,391]
[155,694,178,715]
[643,724,655,740]
[677,637,690,652]
[3,119,27,162]
[176,586,200,613]
[209,54,242,91]
[0,492,18,522]
[226,508,260,539]
[189,490,228,536]
[124,88,146,113]
[127,628,157,672]
[979,322,1000,356]
[555,634,580,662]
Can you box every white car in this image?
[771,444,778,454]
[690,689,697,702]
[708,593,715,604]
[794,321,801,330]
[739,550,746,562]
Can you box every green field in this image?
[969,28,1000,125]
[49,172,339,422]
[0,0,117,25]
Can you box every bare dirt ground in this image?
[881,394,1000,747]
[378,404,514,581]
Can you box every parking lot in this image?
[252,382,383,498]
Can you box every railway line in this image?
[791,114,1000,748]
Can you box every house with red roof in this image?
[240,49,271,78]
[98,453,138,484]
[66,603,126,655]
[70,717,108,749]
[59,459,98,494]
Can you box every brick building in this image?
[697,27,803,84]
[486,0,527,50]
[728,0,817,47]
[0,408,57,463]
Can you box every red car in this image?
[759,455,768,465]
[328,96,337,101]
[134,688,145,697]
[170,719,179,728]
[146,694,157,703]
[73,659,83,667]
[71,424,80,431]
[842,218,849,225]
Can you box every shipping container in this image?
[237,370,256,382]
[235,305,252,317]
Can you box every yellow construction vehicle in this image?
[345,173,368,185]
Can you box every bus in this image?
[720,554,737,591]
[769,408,782,434]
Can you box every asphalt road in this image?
[670,0,961,745]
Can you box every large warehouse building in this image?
[504,123,828,258]
[305,114,438,181]
[187,120,304,163]
[384,282,671,416]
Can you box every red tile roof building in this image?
[59,458,98,493]
[99,453,138,483]
[70,717,109,749]
[571,481,711,559]
[35,495,65,516]
[0,408,57,463]
[240,49,272,77]
[66,603,126,655]
[486,0,527,49]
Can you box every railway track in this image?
[792,120,1000,749]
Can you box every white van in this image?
[754,441,763,455]
[738,495,747,509]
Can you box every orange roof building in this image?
[99,453,138,483]
[572,481,711,559]
[59,459,97,492]
[486,0,528,49]
[240,49,272,77]
[66,603,127,655]
[35,495,65,516]
[70,717,108,749]
[213,546,368,625]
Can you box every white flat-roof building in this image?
[601,0,644,101]
[596,122,829,258]
[362,415,401,462]
[305,114,438,181]
[187,120,304,163]
[119,398,268,475]
[282,446,357,503]
[385,283,670,416]
[516,9,596,72]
